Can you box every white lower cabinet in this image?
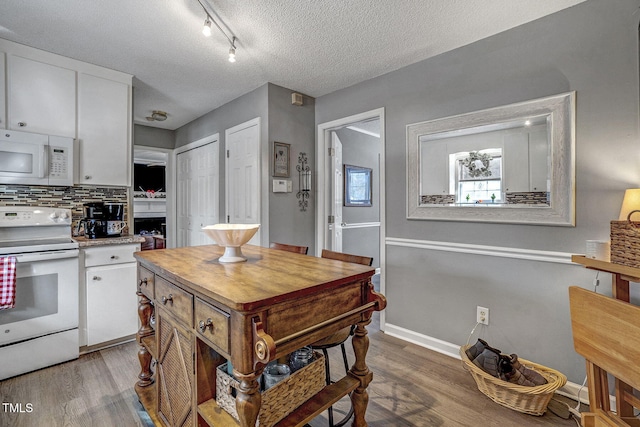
[81,244,140,348]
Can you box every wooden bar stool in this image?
[313,249,373,427]
[269,242,309,254]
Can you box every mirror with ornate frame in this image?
[406,92,575,226]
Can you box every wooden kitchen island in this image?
[133,244,386,427]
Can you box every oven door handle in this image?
[14,249,79,263]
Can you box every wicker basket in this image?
[459,345,567,416]
[216,351,326,426]
[610,211,640,268]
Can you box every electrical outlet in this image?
[477,306,489,325]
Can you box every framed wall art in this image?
[344,164,372,207]
[273,142,290,177]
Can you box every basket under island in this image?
[133,244,387,427]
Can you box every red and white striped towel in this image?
[0,256,17,310]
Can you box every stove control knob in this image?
[58,211,69,220]
[49,212,59,220]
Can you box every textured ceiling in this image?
[0,0,587,130]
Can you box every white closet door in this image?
[225,118,261,246]
[177,141,219,247]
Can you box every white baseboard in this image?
[385,323,462,360]
[385,323,589,404]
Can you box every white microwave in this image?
[0,130,74,186]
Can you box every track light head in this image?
[228,46,236,63]
[202,17,212,37]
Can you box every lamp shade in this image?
[618,189,640,220]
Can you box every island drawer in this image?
[84,244,138,267]
[155,276,193,327]
[195,298,230,354]
[137,265,155,299]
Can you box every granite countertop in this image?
[73,235,147,247]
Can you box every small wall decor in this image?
[344,164,372,207]
[462,151,493,178]
[273,141,290,177]
[296,153,311,211]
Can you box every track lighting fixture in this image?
[196,0,239,63]
[202,17,212,37]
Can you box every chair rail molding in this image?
[385,237,574,264]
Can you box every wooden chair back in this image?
[312,249,373,348]
[269,242,309,255]
[320,249,373,266]
[569,286,640,426]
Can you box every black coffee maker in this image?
[104,203,125,237]
[79,202,108,239]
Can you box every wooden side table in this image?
[571,255,640,418]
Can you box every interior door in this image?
[176,141,219,247]
[226,118,261,245]
[330,131,343,252]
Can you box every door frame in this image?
[134,145,173,246]
[316,108,386,328]
[172,133,220,248]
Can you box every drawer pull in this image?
[110,255,119,260]
[198,318,213,333]
[161,294,173,305]
[139,278,148,287]
[92,276,101,281]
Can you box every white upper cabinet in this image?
[528,127,549,192]
[7,55,76,137]
[502,133,530,193]
[0,39,133,188]
[77,73,131,187]
[420,141,449,195]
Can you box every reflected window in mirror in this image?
[453,149,502,204]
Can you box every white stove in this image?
[0,206,80,380]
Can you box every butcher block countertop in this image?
[74,235,146,247]
[133,244,375,312]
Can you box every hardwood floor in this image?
[0,314,581,426]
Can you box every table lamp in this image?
[618,188,640,221]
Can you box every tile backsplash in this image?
[0,184,129,235]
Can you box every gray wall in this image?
[315,0,640,384]
[335,128,381,267]
[267,84,316,253]
[175,84,270,245]
[134,124,175,149]
[174,83,316,250]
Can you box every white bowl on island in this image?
[202,224,260,263]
